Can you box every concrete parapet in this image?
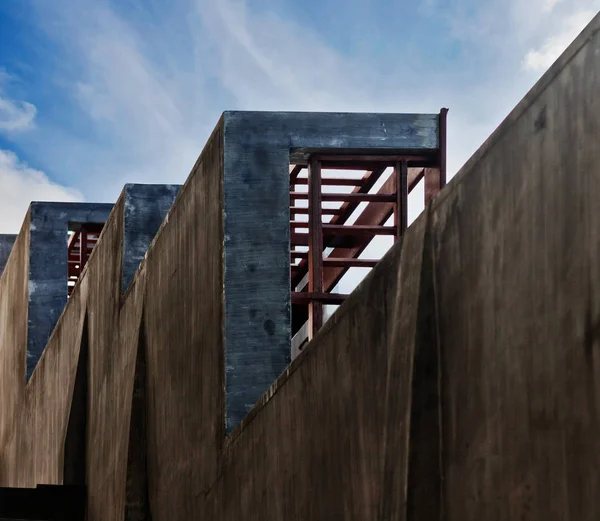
[221,110,440,430]
[7,184,181,380]
[27,202,113,379]
[0,234,17,276]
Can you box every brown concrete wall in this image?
[143,119,224,520]
[0,121,225,521]
[430,15,600,520]
[0,214,29,485]
[1,13,600,521]
[203,212,429,520]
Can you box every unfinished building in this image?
[0,13,600,521]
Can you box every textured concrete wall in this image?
[122,184,181,292]
[21,185,180,380]
[206,218,428,520]
[27,202,113,379]
[0,217,29,481]
[1,15,600,520]
[428,15,600,520]
[0,234,16,276]
[222,110,440,431]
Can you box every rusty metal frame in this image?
[67,223,104,295]
[290,108,448,345]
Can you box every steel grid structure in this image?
[67,223,104,296]
[291,108,447,350]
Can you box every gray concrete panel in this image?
[122,184,181,293]
[222,110,440,431]
[27,186,180,380]
[0,235,17,276]
[28,202,113,379]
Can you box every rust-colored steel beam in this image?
[291,192,396,203]
[395,161,408,241]
[67,223,104,296]
[320,167,424,292]
[424,168,441,205]
[424,108,449,205]
[314,153,434,165]
[323,258,379,268]
[79,230,88,267]
[316,160,435,170]
[293,177,362,186]
[307,156,324,338]
[289,164,303,185]
[439,108,448,187]
[289,164,305,220]
[67,230,79,252]
[292,292,348,305]
[291,166,387,287]
[291,206,343,216]
[322,224,397,236]
[291,233,365,248]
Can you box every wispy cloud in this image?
[0,69,82,232]
[200,0,374,112]
[0,72,37,132]
[0,0,596,235]
[0,149,82,233]
[523,8,598,71]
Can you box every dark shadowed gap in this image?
[125,318,152,521]
[378,209,441,521]
[63,313,89,486]
[405,210,442,521]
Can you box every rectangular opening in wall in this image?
[290,153,442,359]
[67,222,104,296]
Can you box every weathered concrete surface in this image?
[205,215,429,520]
[1,14,600,520]
[0,217,29,482]
[143,123,225,520]
[429,14,600,520]
[0,234,16,276]
[5,186,180,381]
[122,184,181,292]
[222,110,440,431]
[27,202,113,379]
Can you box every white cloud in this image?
[0,149,82,233]
[523,9,597,71]
[0,99,36,133]
[541,0,564,13]
[0,0,589,291]
[0,73,37,132]
[201,0,372,112]
[0,72,82,232]
[6,0,593,239]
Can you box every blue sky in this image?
[0,0,598,232]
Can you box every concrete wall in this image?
[0,217,30,480]
[27,202,113,379]
[222,110,440,430]
[0,234,16,275]
[0,14,599,521]
[0,186,181,381]
[428,15,600,519]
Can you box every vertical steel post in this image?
[439,107,448,189]
[395,161,408,241]
[425,108,449,205]
[79,229,88,270]
[308,157,323,339]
